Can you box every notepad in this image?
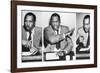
[22,52,32,56]
[80,48,90,51]
[46,52,59,60]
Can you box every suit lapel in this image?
[33,27,36,47]
[22,27,27,40]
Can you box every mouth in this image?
[26,26,31,29]
[54,26,58,30]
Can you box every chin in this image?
[55,29,58,30]
[26,28,30,31]
[55,27,59,30]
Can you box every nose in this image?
[27,21,30,25]
[26,21,31,26]
[54,22,58,26]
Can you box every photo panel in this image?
[76,13,90,60]
[21,11,43,62]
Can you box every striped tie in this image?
[56,30,60,49]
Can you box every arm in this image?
[32,27,42,54]
[76,29,83,45]
[44,26,74,44]
[76,29,87,48]
[44,28,65,44]
[60,26,74,52]
[57,37,73,56]
[63,37,73,53]
[22,40,27,46]
[22,40,32,48]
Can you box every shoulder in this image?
[60,25,69,31]
[77,27,83,33]
[22,26,26,32]
[77,27,85,36]
[34,26,42,32]
[44,26,52,32]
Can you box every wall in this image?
[21,11,76,28]
[0,0,99,73]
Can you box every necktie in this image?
[28,31,32,41]
[56,30,60,49]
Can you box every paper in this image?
[80,48,90,51]
[46,52,59,60]
[22,52,32,56]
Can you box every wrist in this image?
[22,40,28,45]
[63,33,66,39]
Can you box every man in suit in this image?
[44,13,74,58]
[76,15,90,52]
[22,12,42,55]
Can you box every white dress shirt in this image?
[26,28,34,47]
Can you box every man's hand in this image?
[56,51,65,56]
[27,41,32,48]
[64,28,75,37]
[79,36,84,43]
[30,47,38,55]
[22,40,32,48]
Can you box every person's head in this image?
[24,12,36,31]
[83,15,90,33]
[49,13,61,31]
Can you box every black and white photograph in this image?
[18,6,95,66]
[43,12,75,61]
[21,11,42,62]
[11,1,97,72]
[76,14,90,60]
[21,11,90,62]
[18,7,95,67]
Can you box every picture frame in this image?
[11,1,97,73]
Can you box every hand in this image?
[22,40,32,48]
[56,51,65,56]
[27,41,32,48]
[79,36,84,43]
[39,47,42,54]
[30,47,38,55]
[65,28,75,37]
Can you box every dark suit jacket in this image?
[44,25,73,52]
[22,26,42,53]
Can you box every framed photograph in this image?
[11,1,97,72]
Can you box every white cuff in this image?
[63,33,66,39]
[65,50,68,54]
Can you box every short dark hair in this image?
[49,13,61,25]
[83,15,90,25]
[24,12,36,31]
[24,12,36,23]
